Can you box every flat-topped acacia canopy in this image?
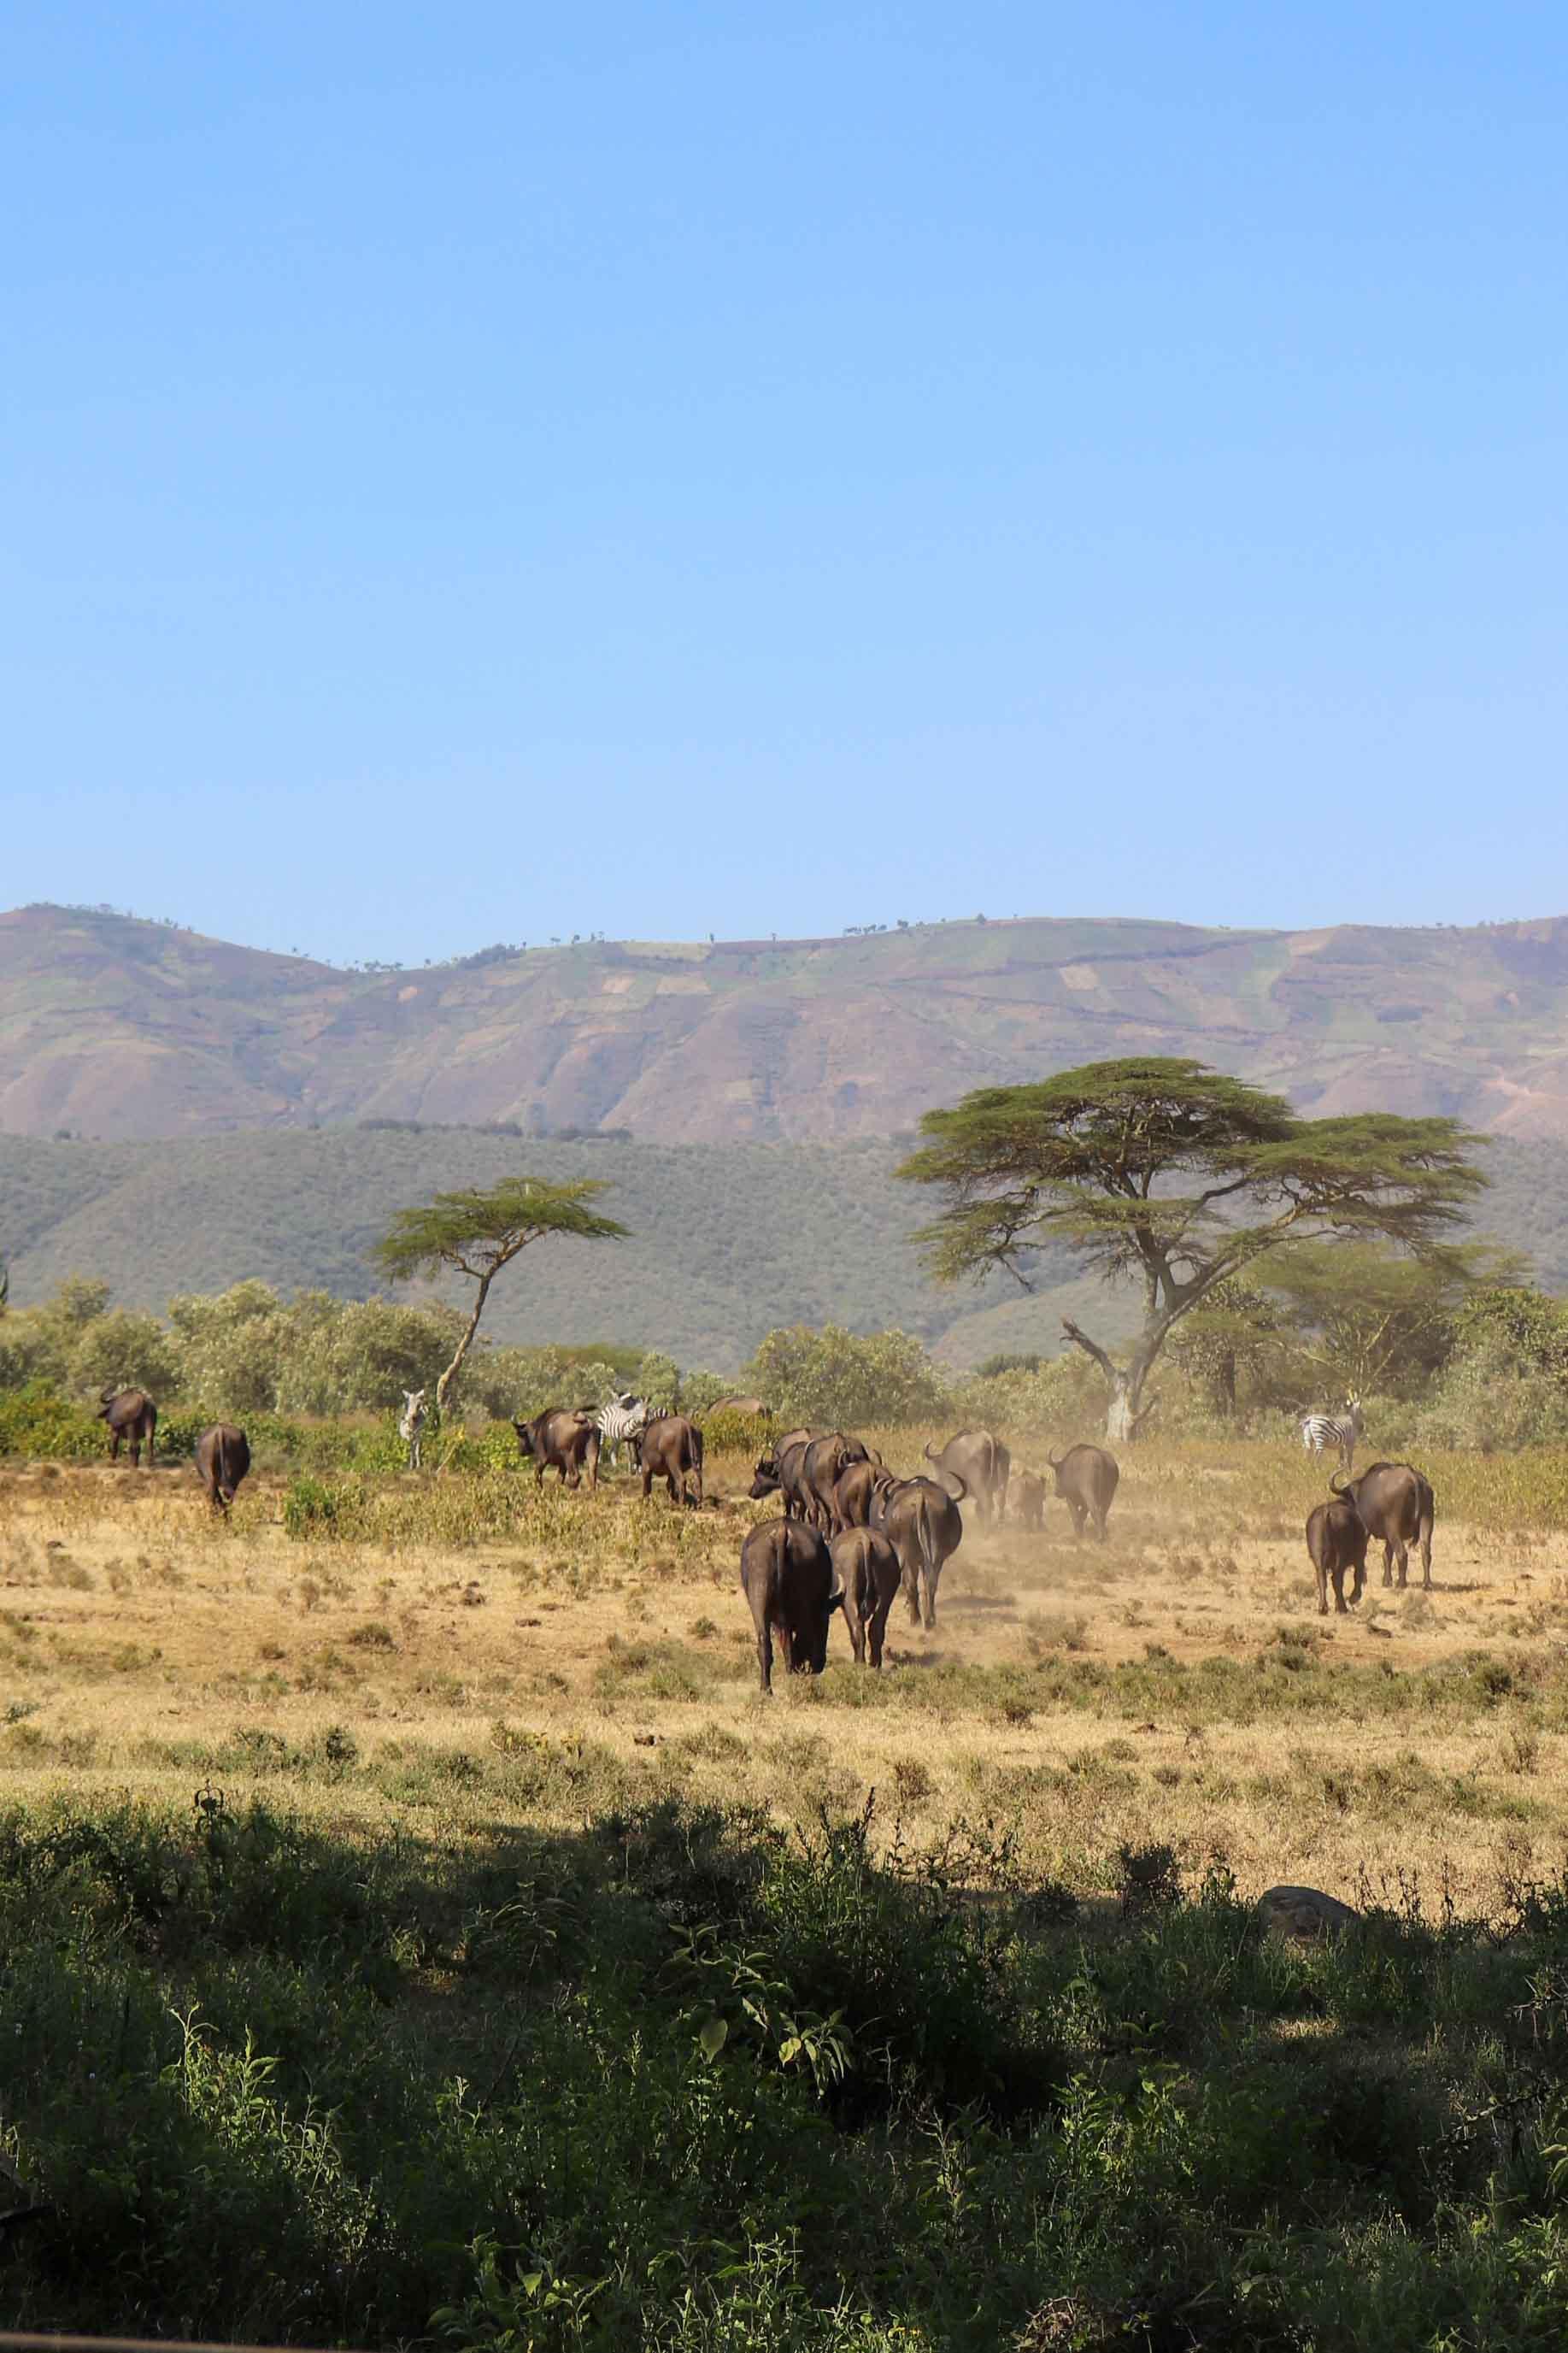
[898,1057,1488,1441]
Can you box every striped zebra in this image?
[594,1391,651,1469]
[1301,1396,1365,1474]
[398,1388,428,1471]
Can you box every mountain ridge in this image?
[5,901,1568,1145]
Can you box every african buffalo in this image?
[1330,1462,1436,1591]
[1048,1444,1119,1541]
[1009,1469,1047,1532]
[749,1439,815,1522]
[1306,1497,1369,1615]
[195,1424,250,1513]
[829,1526,901,1668]
[740,1519,837,1691]
[708,1396,771,1418]
[803,1433,872,1531]
[879,1474,966,1629]
[512,1409,601,1490]
[925,1429,1009,1522]
[831,1457,898,1530]
[97,1387,156,1467]
[641,1414,704,1507]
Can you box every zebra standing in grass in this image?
[594,1391,651,1470]
[399,1388,428,1471]
[1301,1396,1365,1474]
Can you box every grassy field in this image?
[8,1432,1568,2344]
[5,1434,1568,1905]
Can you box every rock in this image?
[1256,1884,1360,1942]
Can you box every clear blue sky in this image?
[6,4,1565,964]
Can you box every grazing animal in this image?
[195,1423,250,1513]
[831,1457,898,1530]
[1306,1497,1370,1615]
[707,1396,770,1418]
[1330,1461,1436,1591]
[97,1386,156,1467]
[739,1519,837,1692]
[803,1432,872,1531]
[640,1414,704,1507]
[511,1409,601,1490]
[1301,1397,1365,1474]
[398,1388,428,1470]
[772,1427,820,1462]
[1048,1444,1119,1540]
[829,1526,901,1668]
[879,1474,966,1630]
[595,1391,651,1469]
[749,1439,816,1522]
[924,1429,1010,1522]
[1009,1468,1047,1531]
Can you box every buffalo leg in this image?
[1394,1538,1409,1590]
[1383,1542,1395,1588]
[867,1590,893,1668]
[756,1621,773,1692]
[641,1462,654,1500]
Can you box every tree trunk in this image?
[1061,1318,1158,1444]
[435,1272,491,1418]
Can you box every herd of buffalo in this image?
[90,1385,1438,1691]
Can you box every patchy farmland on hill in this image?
[6,901,1568,1144]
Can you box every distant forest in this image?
[3,1126,1564,1372]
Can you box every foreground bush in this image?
[5,1792,1568,2344]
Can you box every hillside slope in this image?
[7,903,1568,1144]
[2,1128,1561,1372]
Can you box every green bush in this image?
[697,1407,779,1456]
[0,1379,102,1460]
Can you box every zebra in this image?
[594,1391,651,1469]
[398,1388,428,1470]
[1301,1396,1365,1474]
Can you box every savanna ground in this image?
[6,1435,1568,1901]
[9,1432,1568,2346]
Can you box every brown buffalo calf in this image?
[1306,1497,1368,1615]
[1009,1469,1047,1531]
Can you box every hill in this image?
[8,902,1568,1144]
[3,1126,1564,1372]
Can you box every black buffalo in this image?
[740,1519,837,1692]
[1306,1497,1369,1615]
[97,1386,157,1467]
[828,1526,901,1668]
[512,1409,601,1490]
[641,1414,704,1507]
[1048,1444,1119,1541]
[195,1424,250,1513]
[1331,1462,1436,1591]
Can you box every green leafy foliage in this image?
[7,1791,1568,2346]
[743,1325,950,1427]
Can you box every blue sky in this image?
[5,4,1565,963]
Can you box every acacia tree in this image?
[372,1177,627,1416]
[898,1058,1487,1442]
[1258,1237,1515,1400]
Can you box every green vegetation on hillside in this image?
[3,1126,1564,1373]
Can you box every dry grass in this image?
[4,1432,1568,1910]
